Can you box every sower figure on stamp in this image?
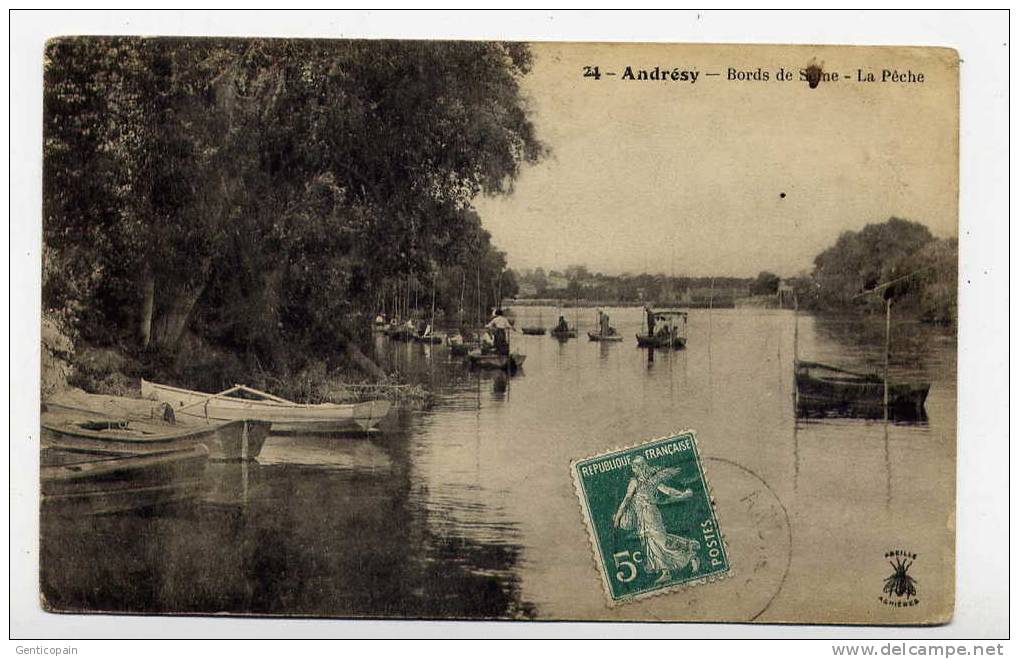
[613,455,702,585]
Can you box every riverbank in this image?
[42,314,429,410]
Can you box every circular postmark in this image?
[617,457,792,622]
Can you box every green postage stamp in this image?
[571,431,730,603]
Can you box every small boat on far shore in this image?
[41,445,209,516]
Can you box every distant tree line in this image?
[43,37,542,379]
[512,265,757,307]
[511,217,956,324]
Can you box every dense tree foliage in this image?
[44,37,542,375]
[791,217,957,323]
[750,271,781,296]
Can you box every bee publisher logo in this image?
[879,550,919,607]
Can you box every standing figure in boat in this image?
[555,315,570,332]
[613,455,701,584]
[485,308,515,356]
[644,306,656,336]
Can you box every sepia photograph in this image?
[16,10,1003,640]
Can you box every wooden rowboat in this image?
[549,328,577,339]
[587,331,623,342]
[41,445,209,516]
[465,350,526,372]
[795,361,929,420]
[387,327,416,341]
[41,406,269,461]
[521,327,547,335]
[141,379,391,434]
[635,333,687,349]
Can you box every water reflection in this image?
[40,306,955,621]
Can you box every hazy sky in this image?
[474,43,958,278]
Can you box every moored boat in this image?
[141,379,391,434]
[549,328,577,339]
[636,309,688,349]
[587,331,623,342]
[387,326,415,341]
[521,327,547,335]
[794,360,930,420]
[41,445,209,516]
[465,350,526,372]
[41,405,269,461]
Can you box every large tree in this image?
[44,37,543,369]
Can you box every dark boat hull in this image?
[795,361,930,421]
[41,415,271,462]
[465,351,526,372]
[449,342,476,356]
[521,327,546,335]
[550,329,577,339]
[635,334,686,349]
[587,332,623,342]
[387,328,415,341]
[41,445,209,516]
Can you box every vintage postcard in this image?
[39,39,957,624]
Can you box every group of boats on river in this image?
[377,302,931,424]
[40,379,393,518]
[375,306,692,371]
[40,297,931,520]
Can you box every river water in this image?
[40,306,956,622]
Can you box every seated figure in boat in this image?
[555,315,570,332]
[480,330,495,353]
[486,309,515,356]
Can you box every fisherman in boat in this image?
[555,315,570,332]
[485,308,515,356]
[644,306,656,336]
[374,313,386,327]
[597,309,613,336]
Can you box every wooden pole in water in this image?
[884,296,892,418]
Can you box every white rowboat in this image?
[141,380,391,434]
